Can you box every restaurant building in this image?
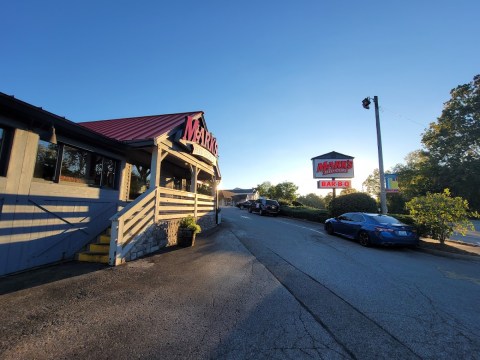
[0,92,220,276]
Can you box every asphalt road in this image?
[226,207,480,359]
[1,207,479,359]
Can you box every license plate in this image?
[397,231,407,236]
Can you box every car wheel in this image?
[358,231,370,247]
[248,207,252,213]
[259,209,264,216]
[325,223,334,235]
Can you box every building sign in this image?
[317,180,351,189]
[181,115,218,158]
[314,159,354,177]
[385,174,399,192]
[191,143,217,166]
[312,158,354,178]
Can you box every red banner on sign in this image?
[317,180,351,189]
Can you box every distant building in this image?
[218,188,259,206]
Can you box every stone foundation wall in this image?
[125,213,217,262]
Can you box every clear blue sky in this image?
[2,1,479,195]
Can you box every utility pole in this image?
[362,96,388,214]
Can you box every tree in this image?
[271,181,298,203]
[340,188,357,196]
[421,75,480,211]
[392,150,440,200]
[256,181,298,202]
[296,193,325,209]
[386,193,407,214]
[324,192,333,209]
[362,169,380,199]
[422,75,480,167]
[406,189,476,244]
[255,181,273,197]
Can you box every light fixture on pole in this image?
[48,124,57,145]
[362,96,387,214]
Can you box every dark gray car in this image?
[248,199,280,216]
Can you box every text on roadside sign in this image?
[317,180,351,189]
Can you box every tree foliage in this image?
[272,181,298,202]
[328,192,377,217]
[323,192,333,209]
[255,181,273,197]
[392,150,440,200]
[362,169,407,212]
[386,192,407,214]
[255,181,298,203]
[422,75,480,167]
[340,188,357,196]
[296,193,326,209]
[421,74,480,211]
[405,189,476,244]
[362,168,380,199]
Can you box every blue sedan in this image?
[324,212,419,247]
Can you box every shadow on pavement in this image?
[0,227,221,296]
[0,261,108,296]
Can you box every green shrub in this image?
[280,206,329,223]
[179,216,202,234]
[328,192,377,217]
[406,189,477,244]
[388,214,414,225]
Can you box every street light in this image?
[362,96,387,214]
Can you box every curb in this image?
[416,245,480,262]
[445,239,480,247]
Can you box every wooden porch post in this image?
[150,144,167,222]
[213,175,220,224]
[190,165,200,219]
[150,146,161,189]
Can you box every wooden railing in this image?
[109,186,215,265]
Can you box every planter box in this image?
[177,229,196,247]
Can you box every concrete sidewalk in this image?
[419,237,480,259]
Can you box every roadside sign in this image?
[317,180,351,189]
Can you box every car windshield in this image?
[368,215,402,225]
[266,200,278,205]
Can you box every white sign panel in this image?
[191,143,217,166]
[313,158,354,179]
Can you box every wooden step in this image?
[98,234,111,244]
[77,252,109,264]
[89,243,110,254]
[76,227,111,264]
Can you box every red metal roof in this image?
[78,111,203,142]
